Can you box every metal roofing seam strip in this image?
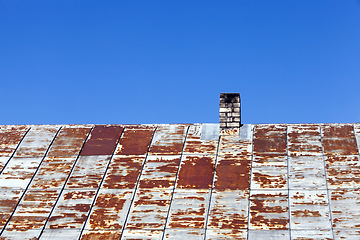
[319,125,335,240]
[160,125,190,240]
[203,133,220,239]
[37,126,94,239]
[0,125,62,236]
[77,127,125,239]
[246,125,255,240]
[119,126,158,239]
[286,126,291,239]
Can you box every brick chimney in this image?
[219,93,241,130]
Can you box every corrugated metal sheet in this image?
[0,123,358,239]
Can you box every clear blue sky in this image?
[1,1,360,125]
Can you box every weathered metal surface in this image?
[114,127,155,155]
[354,123,360,154]
[4,190,60,232]
[325,155,360,189]
[289,190,331,229]
[138,155,181,190]
[126,189,172,229]
[66,155,112,189]
[213,156,250,190]
[287,124,322,157]
[218,130,252,157]
[0,229,42,240]
[288,156,326,189]
[29,156,77,190]
[176,155,215,189]
[205,229,247,240]
[47,125,92,157]
[207,190,249,230]
[291,229,333,240]
[102,155,145,189]
[121,229,163,239]
[247,230,290,240]
[200,123,219,141]
[239,124,252,140]
[253,125,287,156]
[329,189,360,229]
[80,230,122,240]
[39,229,82,240]
[322,124,358,155]
[0,125,29,157]
[80,125,123,156]
[167,189,210,229]
[45,189,96,229]
[251,156,287,189]
[249,190,289,230]
[14,125,59,158]
[84,189,134,230]
[0,189,24,231]
[149,125,188,155]
[0,157,43,189]
[333,229,360,240]
[184,125,218,154]
[163,229,205,239]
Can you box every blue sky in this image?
[1,1,360,125]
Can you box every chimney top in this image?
[219,93,241,130]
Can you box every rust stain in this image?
[48,126,92,157]
[0,190,24,231]
[30,157,76,189]
[80,230,122,240]
[183,125,218,155]
[80,125,123,156]
[5,190,60,230]
[115,128,155,155]
[66,155,112,189]
[167,189,210,229]
[176,155,215,189]
[149,125,188,155]
[102,155,145,189]
[322,124,358,155]
[208,190,249,230]
[0,125,29,157]
[126,189,172,229]
[287,124,322,157]
[46,190,96,229]
[250,191,289,230]
[139,156,181,189]
[214,157,250,190]
[325,155,360,189]
[253,125,287,155]
[86,189,134,230]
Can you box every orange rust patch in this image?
[176,155,215,189]
[115,129,155,155]
[214,159,250,190]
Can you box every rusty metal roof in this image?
[0,123,359,239]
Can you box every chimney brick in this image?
[219,93,241,130]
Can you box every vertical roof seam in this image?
[119,126,159,239]
[286,125,291,239]
[78,126,125,239]
[246,124,255,239]
[0,125,63,236]
[160,125,190,240]
[203,127,221,239]
[37,125,94,239]
[320,124,335,240]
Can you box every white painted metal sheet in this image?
[325,155,360,189]
[288,156,327,190]
[0,189,24,231]
[207,190,249,230]
[166,189,210,229]
[126,189,172,229]
[14,125,59,158]
[0,157,43,189]
[248,230,290,240]
[121,229,163,239]
[289,190,331,230]
[39,229,82,240]
[291,229,333,240]
[205,229,247,240]
[163,229,205,239]
[185,125,218,154]
[149,125,188,155]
